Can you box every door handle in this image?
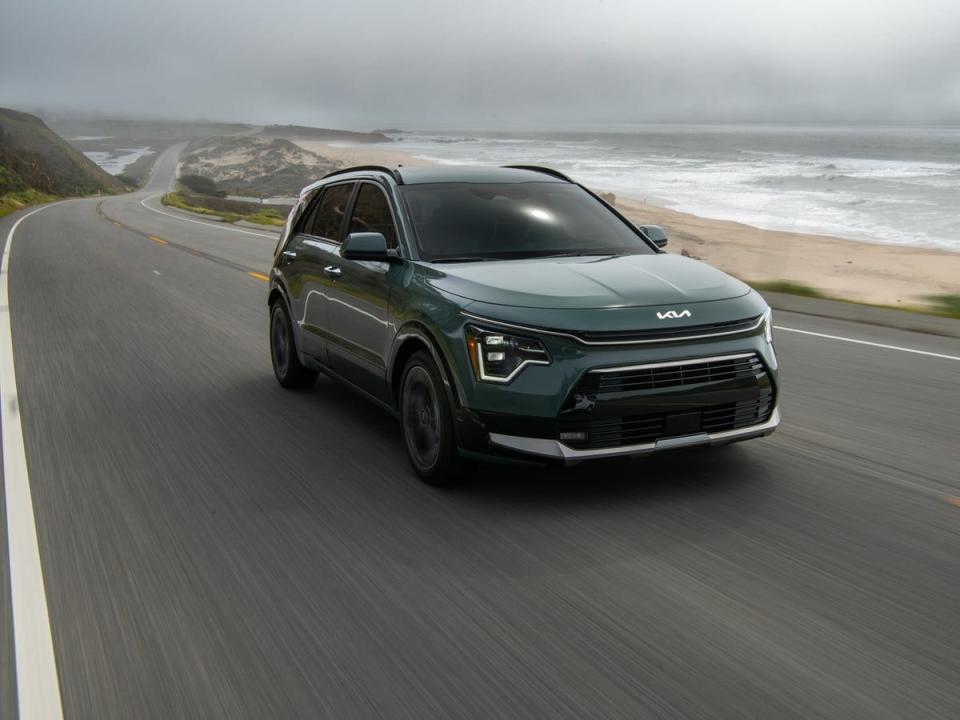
[281,249,297,262]
[324,265,342,277]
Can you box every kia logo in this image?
[657,310,692,319]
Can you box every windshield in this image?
[399,182,657,261]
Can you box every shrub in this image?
[179,174,225,196]
[927,295,960,319]
[750,280,827,298]
[0,163,27,195]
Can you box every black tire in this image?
[270,300,318,389]
[400,350,462,485]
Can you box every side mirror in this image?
[639,224,668,248]
[341,232,401,262]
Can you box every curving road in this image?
[2,144,959,719]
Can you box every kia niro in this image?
[268,165,779,484]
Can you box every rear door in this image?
[325,181,401,401]
[278,187,323,357]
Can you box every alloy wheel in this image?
[403,366,441,470]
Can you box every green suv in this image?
[268,165,779,484]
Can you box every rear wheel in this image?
[270,300,318,389]
[400,350,461,485]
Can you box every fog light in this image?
[486,351,505,362]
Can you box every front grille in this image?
[573,315,762,344]
[577,353,765,396]
[559,353,774,450]
[700,394,773,432]
[560,394,773,449]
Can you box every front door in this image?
[325,182,400,401]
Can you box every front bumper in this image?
[487,406,779,464]
[448,334,779,465]
[441,296,780,464]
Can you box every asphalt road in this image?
[2,144,959,719]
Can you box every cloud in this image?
[2,0,958,126]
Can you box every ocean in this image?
[80,143,154,176]
[379,125,960,252]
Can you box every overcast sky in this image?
[3,0,959,128]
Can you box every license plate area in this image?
[663,410,702,437]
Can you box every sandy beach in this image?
[293,140,435,170]
[291,139,959,309]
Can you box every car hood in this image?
[423,253,751,309]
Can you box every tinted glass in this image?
[347,183,398,248]
[308,183,354,242]
[399,182,655,261]
[294,189,322,235]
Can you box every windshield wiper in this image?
[529,251,618,259]
[430,250,627,263]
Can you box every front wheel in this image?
[270,300,318,389]
[400,350,461,485]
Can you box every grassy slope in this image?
[162,191,289,227]
[0,107,126,216]
[749,279,960,320]
[0,188,57,217]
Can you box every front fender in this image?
[389,321,468,409]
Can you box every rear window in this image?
[399,182,655,261]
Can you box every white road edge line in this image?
[775,325,960,362]
[2,205,65,719]
[138,193,278,239]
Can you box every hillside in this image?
[259,124,392,144]
[48,116,255,140]
[180,136,341,197]
[0,107,126,199]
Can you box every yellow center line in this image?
[99,204,271,287]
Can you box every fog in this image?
[3,0,959,128]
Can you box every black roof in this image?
[321,164,573,186]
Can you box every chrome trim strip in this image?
[488,407,780,462]
[655,433,710,450]
[588,352,758,374]
[460,311,764,346]
[476,356,550,383]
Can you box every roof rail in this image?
[322,165,404,184]
[501,165,574,183]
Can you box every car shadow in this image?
[268,373,776,513]
[140,371,779,576]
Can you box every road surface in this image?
[2,144,959,718]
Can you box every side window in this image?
[294,189,324,235]
[347,183,399,249]
[308,183,355,242]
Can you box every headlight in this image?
[762,307,774,344]
[465,325,551,383]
